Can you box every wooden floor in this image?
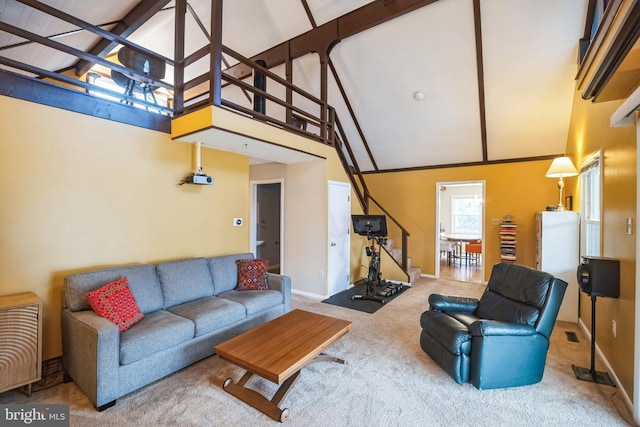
[439,255,483,283]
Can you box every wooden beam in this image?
[225,0,440,79]
[17,0,171,64]
[0,22,172,90]
[210,0,223,105]
[473,0,488,163]
[579,0,598,63]
[300,0,317,28]
[174,0,187,110]
[361,154,563,175]
[328,60,378,170]
[0,69,170,133]
[75,0,171,76]
[582,1,640,101]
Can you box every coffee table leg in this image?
[310,353,346,366]
[223,374,291,422]
[270,371,300,407]
[222,353,346,423]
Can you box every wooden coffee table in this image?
[213,309,352,422]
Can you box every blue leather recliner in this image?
[419,262,567,389]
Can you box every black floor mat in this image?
[322,281,410,314]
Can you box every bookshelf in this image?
[499,217,517,263]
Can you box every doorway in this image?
[436,181,485,283]
[251,180,283,274]
[327,181,351,297]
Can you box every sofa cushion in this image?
[66,264,163,314]
[207,253,254,294]
[236,259,270,291]
[218,289,284,315]
[85,277,144,332]
[156,258,215,308]
[119,310,195,365]
[167,296,246,337]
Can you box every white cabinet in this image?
[0,292,42,396]
[535,212,580,323]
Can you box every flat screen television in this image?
[351,214,387,237]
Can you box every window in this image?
[580,156,601,256]
[85,69,171,114]
[451,196,482,234]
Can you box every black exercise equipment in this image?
[350,215,403,304]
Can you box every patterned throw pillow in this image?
[85,277,144,332]
[236,259,270,291]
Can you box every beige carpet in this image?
[0,278,634,426]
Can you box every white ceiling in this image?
[0,0,590,171]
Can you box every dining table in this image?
[441,233,482,243]
[441,234,482,265]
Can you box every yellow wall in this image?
[0,96,250,359]
[565,90,637,399]
[364,161,560,281]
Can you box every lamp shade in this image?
[545,156,578,178]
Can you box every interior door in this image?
[327,181,351,296]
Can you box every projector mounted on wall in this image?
[184,173,212,185]
[179,142,213,185]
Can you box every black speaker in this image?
[577,256,620,298]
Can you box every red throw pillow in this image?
[86,277,144,332]
[236,259,270,291]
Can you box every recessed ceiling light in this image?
[413,91,425,101]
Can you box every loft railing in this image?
[174,43,335,146]
[0,0,174,117]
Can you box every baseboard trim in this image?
[292,289,326,300]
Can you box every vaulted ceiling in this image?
[0,0,624,172]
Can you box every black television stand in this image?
[572,295,615,387]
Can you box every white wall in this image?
[250,159,328,297]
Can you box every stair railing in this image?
[368,196,411,272]
[331,109,411,273]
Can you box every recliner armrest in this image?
[469,319,537,337]
[429,294,478,313]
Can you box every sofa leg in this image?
[97,401,116,412]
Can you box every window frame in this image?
[579,152,602,257]
[450,195,482,235]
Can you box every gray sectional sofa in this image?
[61,253,291,410]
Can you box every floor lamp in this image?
[545,156,578,211]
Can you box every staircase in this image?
[383,239,422,284]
